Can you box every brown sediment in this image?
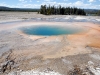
[68,23,100,49]
[13,22,100,59]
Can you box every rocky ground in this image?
[0,12,100,75]
[0,12,100,23]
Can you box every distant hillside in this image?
[84,9,100,16]
[0,6,9,9]
[0,6,40,12]
[0,6,100,16]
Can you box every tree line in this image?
[97,10,100,16]
[40,5,86,15]
[84,9,100,16]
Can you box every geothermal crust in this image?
[0,12,100,75]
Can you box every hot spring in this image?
[21,25,84,36]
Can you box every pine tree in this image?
[97,10,100,16]
[40,5,86,15]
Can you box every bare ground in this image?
[0,12,100,75]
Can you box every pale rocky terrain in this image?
[0,12,100,75]
[0,11,100,23]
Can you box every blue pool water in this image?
[21,25,83,36]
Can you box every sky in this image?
[0,0,100,9]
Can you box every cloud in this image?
[19,0,27,3]
[19,0,32,3]
[44,0,51,1]
[88,0,96,2]
[41,1,100,9]
[29,0,32,2]
[0,2,9,7]
[74,1,83,6]
[37,1,40,2]
[0,0,100,9]
[44,0,49,1]
[19,0,24,2]
[64,0,68,1]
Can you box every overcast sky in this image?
[0,0,100,9]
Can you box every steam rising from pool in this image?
[21,25,84,36]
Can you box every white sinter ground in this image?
[8,70,61,75]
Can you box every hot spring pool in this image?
[21,25,84,36]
